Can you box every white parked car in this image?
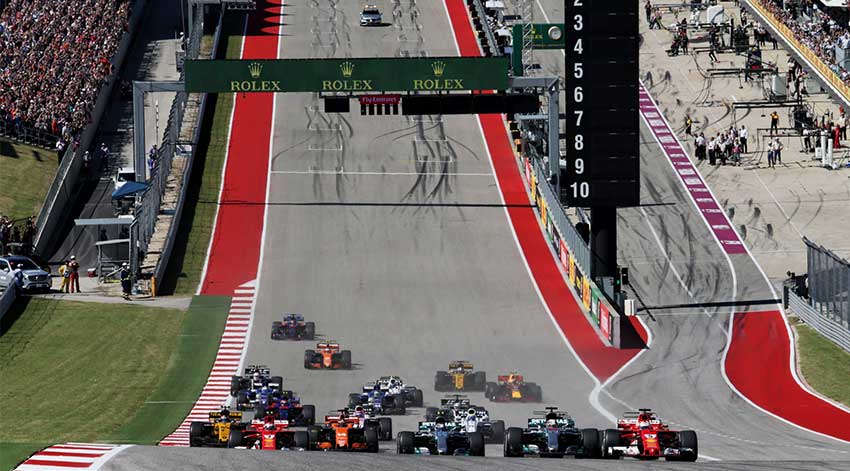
[0,256,52,293]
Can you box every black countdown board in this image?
[562,0,639,207]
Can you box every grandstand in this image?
[0,0,131,148]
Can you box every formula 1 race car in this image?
[307,414,380,452]
[325,407,393,441]
[396,418,485,456]
[424,396,504,444]
[349,384,406,415]
[189,409,246,447]
[270,313,316,340]
[230,365,283,396]
[434,361,486,392]
[365,376,424,407]
[484,372,542,402]
[304,341,352,369]
[600,409,697,461]
[253,391,316,426]
[235,384,282,412]
[227,415,310,450]
[504,407,599,458]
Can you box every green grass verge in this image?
[0,296,229,469]
[160,14,245,295]
[0,442,50,471]
[0,298,184,469]
[108,296,230,444]
[0,140,55,221]
[795,322,850,408]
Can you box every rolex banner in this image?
[185,57,510,93]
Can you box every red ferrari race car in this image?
[226,415,310,450]
[304,341,352,369]
[307,413,379,452]
[600,409,697,461]
[484,372,542,402]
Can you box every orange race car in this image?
[304,341,352,369]
[307,414,379,452]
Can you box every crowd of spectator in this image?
[0,0,131,143]
[0,214,36,253]
[756,0,850,84]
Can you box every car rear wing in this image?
[448,361,473,370]
[283,313,304,321]
[243,365,270,376]
[528,417,573,428]
[209,411,243,421]
[316,341,340,350]
[251,419,289,426]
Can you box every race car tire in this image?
[468,431,485,456]
[270,376,283,389]
[271,321,282,339]
[378,417,393,441]
[364,426,379,453]
[294,431,310,450]
[230,376,241,396]
[235,391,248,410]
[579,428,600,458]
[341,350,352,369]
[412,388,424,407]
[504,427,524,457]
[227,429,243,448]
[473,371,487,391]
[425,407,438,421]
[307,425,322,448]
[397,431,415,454]
[530,384,543,402]
[484,382,497,400]
[189,422,205,447]
[304,322,316,340]
[668,430,698,462]
[490,420,505,444]
[434,371,449,391]
[301,404,315,426]
[304,350,315,369]
[348,393,362,407]
[601,429,621,459]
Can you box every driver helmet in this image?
[252,372,261,382]
[467,408,477,417]
[220,406,230,418]
[639,420,650,429]
[390,378,398,386]
[435,417,446,430]
[354,405,365,417]
[546,419,558,429]
[260,385,271,395]
[265,422,275,431]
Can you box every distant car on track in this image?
[348,386,406,416]
[230,365,283,396]
[424,396,504,444]
[252,390,315,426]
[600,409,697,461]
[396,418,485,456]
[434,361,486,392]
[227,415,310,450]
[484,372,542,402]
[307,413,379,452]
[359,4,382,26]
[304,341,352,369]
[365,376,424,407]
[189,408,246,448]
[270,313,315,340]
[504,407,599,458]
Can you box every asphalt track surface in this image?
[92,0,850,469]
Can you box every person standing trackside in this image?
[645,0,653,24]
[739,125,748,153]
[770,111,779,134]
[58,261,69,293]
[685,114,693,136]
[120,263,132,300]
[68,255,81,293]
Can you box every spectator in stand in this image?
[0,0,131,138]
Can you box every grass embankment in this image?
[0,140,55,221]
[160,15,245,295]
[794,322,850,408]
[0,296,229,470]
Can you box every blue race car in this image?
[253,391,316,426]
[271,314,316,340]
[396,419,485,456]
[348,385,406,415]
